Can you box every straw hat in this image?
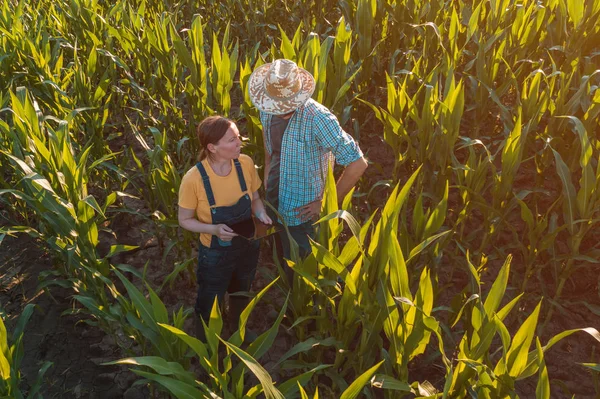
[248,59,315,115]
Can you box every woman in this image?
[178,115,272,341]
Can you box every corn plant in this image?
[0,304,53,399]
[543,116,600,328]
[365,69,464,186]
[108,278,329,398]
[209,24,239,117]
[444,252,600,397]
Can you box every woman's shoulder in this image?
[238,153,256,168]
[181,164,202,182]
[184,164,201,176]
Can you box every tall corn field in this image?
[1,0,600,397]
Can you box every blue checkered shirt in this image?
[260,99,363,226]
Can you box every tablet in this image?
[228,218,280,241]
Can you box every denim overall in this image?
[194,159,259,322]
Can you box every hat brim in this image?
[248,63,316,115]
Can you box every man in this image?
[248,59,368,283]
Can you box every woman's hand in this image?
[213,224,237,241]
[254,210,273,225]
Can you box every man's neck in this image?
[280,111,295,120]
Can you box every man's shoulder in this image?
[300,98,332,118]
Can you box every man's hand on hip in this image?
[294,199,322,222]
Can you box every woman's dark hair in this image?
[196,115,233,161]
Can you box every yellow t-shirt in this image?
[178,154,262,247]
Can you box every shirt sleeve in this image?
[313,110,363,167]
[178,172,198,209]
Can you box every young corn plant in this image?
[0,305,53,399]
[210,24,239,117]
[108,279,329,398]
[446,253,600,397]
[543,116,600,329]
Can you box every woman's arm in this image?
[178,207,237,240]
[251,191,272,225]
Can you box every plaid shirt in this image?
[260,99,363,226]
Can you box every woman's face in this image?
[210,123,242,160]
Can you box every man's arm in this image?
[310,110,366,199]
[295,156,368,222]
[336,156,368,201]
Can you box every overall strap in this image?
[195,161,216,207]
[233,159,248,193]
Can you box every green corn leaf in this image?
[105,245,138,259]
[147,284,169,325]
[157,323,210,368]
[310,240,357,295]
[466,250,481,292]
[498,111,524,203]
[206,298,223,354]
[535,338,550,399]
[298,382,310,399]
[331,65,361,110]
[371,374,413,392]
[451,294,479,328]
[516,197,535,232]
[104,356,195,384]
[277,364,331,397]
[566,0,584,26]
[556,116,594,218]
[221,339,284,399]
[245,295,289,360]
[551,148,577,234]
[483,254,512,318]
[273,337,340,369]
[316,210,363,246]
[12,303,35,343]
[340,360,384,399]
[131,369,210,399]
[230,277,279,345]
[500,301,542,377]
[388,232,410,301]
[406,230,452,263]
[423,180,449,238]
[81,195,105,219]
[519,327,600,379]
[171,24,194,74]
[113,269,155,326]
[0,317,10,380]
[404,268,436,359]
[26,360,53,398]
[279,25,296,60]
[413,195,425,239]
[579,363,600,372]
[319,163,339,248]
[467,2,483,41]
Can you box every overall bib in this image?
[194,159,260,325]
